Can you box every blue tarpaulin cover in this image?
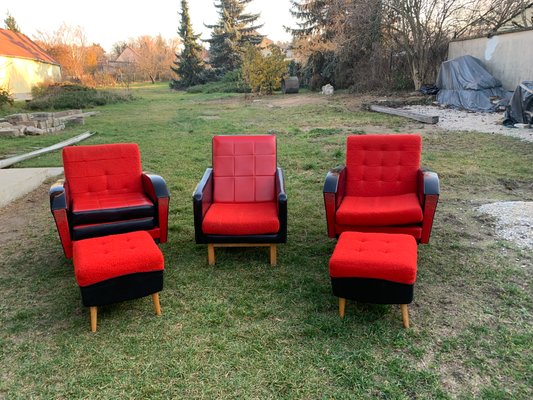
[436,55,505,112]
[503,81,533,126]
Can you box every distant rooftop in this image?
[0,28,59,65]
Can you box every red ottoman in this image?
[73,231,164,332]
[329,232,417,328]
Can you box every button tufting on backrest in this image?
[63,143,143,197]
[212,135,277,203]
[345,134,421,197]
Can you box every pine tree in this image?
[287,0,336,40]
[171,0,206,89]
[4,12,20,33]
[205,0,264,74]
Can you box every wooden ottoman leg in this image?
[152,293,162,316]
[207,244,215,265]
[90,307,97,332]
[400,304,409,328]
[339,298,346,319]
[270,244,277,266]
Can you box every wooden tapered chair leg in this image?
[207,244,215,265]
[152,293,162,316]
[269,244,277,266]
[339,298,346,319]
[400,304,409,328]
[90,306,97,332]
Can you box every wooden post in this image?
[401,304,409,328]
[270,244,277,266]
[0,131,95,169]
[339,298,346,319]
[369,105,439,124]
[90,306,97,332]
[207,243,215,265]
[152,293,161,316]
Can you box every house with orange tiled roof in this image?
[0,28,62,100]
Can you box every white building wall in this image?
[448,30,533,90]
[0,56,61,100]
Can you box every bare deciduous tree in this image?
[381,0,471,89]
[289,0,531,90]
[133,35,180,83]
[459,0,532,36]
[35,24,89,81]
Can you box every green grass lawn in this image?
[0,83,532,399]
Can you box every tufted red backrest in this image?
[63,143,143,196]
[345,134,421,197]
[212,135,277,203]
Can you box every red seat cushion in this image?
[329,232,417,284]
[202,202,280,235]
[73,231,164,287]
[336,194,423,226]
[72,192,153,213]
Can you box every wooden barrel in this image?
[282,76,299,94]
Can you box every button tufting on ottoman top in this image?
[329,232,417,284]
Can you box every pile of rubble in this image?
[0,110,98,137]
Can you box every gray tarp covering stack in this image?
[436,55,505,112]
[503,81,533,126]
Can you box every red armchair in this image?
[193,135,287,265]
[50,143,170,258]
[323,134,439,243]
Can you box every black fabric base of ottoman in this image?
[80,271,164,307]
[331,277,413,304]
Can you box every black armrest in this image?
[193,168,213,243]
[49,180,73,257]
[418,169,440,244]
[323,166,346,193]
[323,166,345,238]
[276,167,287,203]
[275,167,287,242]
[193,168,213,204]
[422,170,440,195]
[142,174,170,202]
[49,180,67,210]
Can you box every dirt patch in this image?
[0,180,51,250]
[254,93,330,108]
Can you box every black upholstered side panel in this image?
[331,277,414,304]
[71,204,155,225]
[72,218,155,241]
[200,232,286,244]
[80,271,164,307]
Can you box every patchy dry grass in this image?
[0,84,531,399]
